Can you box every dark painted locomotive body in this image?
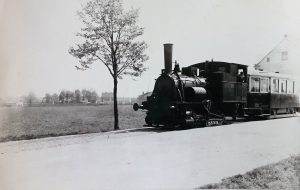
[133,44,299,128]
[139,68,210,127]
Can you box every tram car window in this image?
[260,77,270,93]
[250,77,260,92]
[271,78,279,93]
[287,80,294,94]
[280,79,287,93]
[293,81,295,93]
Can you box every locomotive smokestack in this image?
[163,43,173,74]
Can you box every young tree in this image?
[51,93,59,104]
[82,89,92,103]
[66,91,75,103]
[59,90,66,103]
[43,93,51,104]
[90,90,99,103]
[74,89,82,103]
[69,0,148,130]
[25,92,38,106]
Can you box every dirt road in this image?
[0,117,299,190]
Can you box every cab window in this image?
[218,67,226,72]
[260,77,269,93]
[250,77,260,92]
[271,78,279,93]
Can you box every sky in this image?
[0,0,300,99]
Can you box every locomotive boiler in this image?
[134,44,211,127]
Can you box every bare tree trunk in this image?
[113,76,119,130]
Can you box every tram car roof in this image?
[247,67,295,80]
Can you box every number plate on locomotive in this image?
[207,119,223,127]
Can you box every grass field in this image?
[199,155,300,189]
[0,105,146,142]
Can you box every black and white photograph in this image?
[0,0,300,189]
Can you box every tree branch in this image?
[93,53,114,77]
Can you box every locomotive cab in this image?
[183,61,248,118]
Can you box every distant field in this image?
[0,105,146,142]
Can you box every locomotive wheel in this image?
[232,115,237,121]
[274,110,277,117]
[289,108,295,114]
[145,116,153,126]
[197,120,207,128]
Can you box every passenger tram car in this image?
[133,44,299,128]
[246,69,299,117]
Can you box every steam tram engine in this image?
[133,44,299,128]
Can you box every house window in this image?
[281,51,288,61]
[260,77,269,93]
[250,77,260,92]
[271,78,279,93]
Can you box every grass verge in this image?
[198,155,300,189]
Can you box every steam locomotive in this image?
[133,44,299,128]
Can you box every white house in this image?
[254,36,299,75]
[254,36,300,94]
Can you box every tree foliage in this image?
[55,89,99,104]
[69,0,148,78]
[74,89,82,103]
